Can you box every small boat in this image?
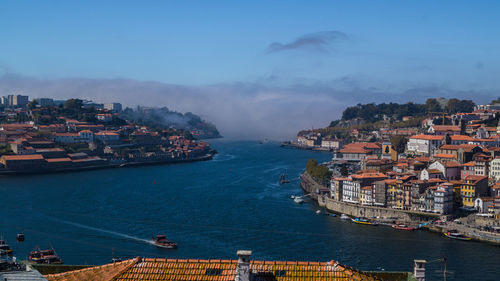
[29,248,63,264]
[111,257,122,263]
[443,231,471,241]
[293,197,304,204]
[153,235,177,249]
[315,210,321,214]
[328,213,337,217]
[290,195,295,199]
[392,224,416,231]
[351,217,373,225]
[16,232,25,242]
[340,214,350,220]
[0,237,13,255]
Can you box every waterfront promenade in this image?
[300,171,500,245]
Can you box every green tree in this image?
[425,98,441,112]
[64,99,83,110]
[390,135,407,154]
[27,100,38,110]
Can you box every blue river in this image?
[0,140,498,280]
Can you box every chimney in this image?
[235,250,252,281]
[413,259,426,281]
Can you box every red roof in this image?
[1,154,44,161]
[431,125,461,132]
[410,134,443,141]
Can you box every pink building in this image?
[461,161,475,180]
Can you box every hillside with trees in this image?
[121,106,221,139]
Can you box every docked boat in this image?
[29,248,63,264]
[153,235,177,249]
[340,214,350,220]
[290,195,295,199]
[293,197,304,204]
[0,237,13,255]
[351,217,373,225]
[392,224,416,231]
[443,231,471,241]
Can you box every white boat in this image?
[340,214,350,220]
[290,195,295,199]
[315,210,321,214]
[293,197,304,204]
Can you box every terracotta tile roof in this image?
[413,156,430,162]
[351,172,387,179]
[450,135,474,141]
[444,161,461,168]
[464,175,488,183]
[409,134,443,141]
[45,257,383,281]
[1,154,44,161]
[433,153,457,159]
[431,125,461,132]
[463,161,474,167]
[439,144,460,150]
[45,258,137,281]
[46,158,72,163]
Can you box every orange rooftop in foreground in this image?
[42,250,419,281]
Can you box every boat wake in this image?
[49,218,155,246]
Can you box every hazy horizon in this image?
[1,1,498,139]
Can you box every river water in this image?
[0,140,498,280]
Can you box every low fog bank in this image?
[0,74,495,140]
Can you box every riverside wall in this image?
[300,172,437,222]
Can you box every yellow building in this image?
[382,141,398,161]
[460,175,488,208]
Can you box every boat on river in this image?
[443,230,471,241]
[293,197,304,204]
[340,214,350,220]
[351,217,374,225]
[0,237,13,255]
[153,235,177,249]
[29,248,63,264]
[392,224,416,231]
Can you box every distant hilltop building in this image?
[104,102,122,112]
[0,94,29,107]
[35,98,54,107]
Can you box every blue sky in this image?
[0,1,498,138]
[2,0,499,87]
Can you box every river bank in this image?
[300,171,500,245]
[279,141,332,152]
[0,152,216,176]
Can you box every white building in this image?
[434,183,453,214]
[321,138,341,150]
[342,178,360,204]
[54,130,94,143]
[406,134,443,155]
[104,103,122,113]
[489,157,500,181]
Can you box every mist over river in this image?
[0,140,498,280]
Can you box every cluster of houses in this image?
[311,107,500,221]
[0,103,211,172]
